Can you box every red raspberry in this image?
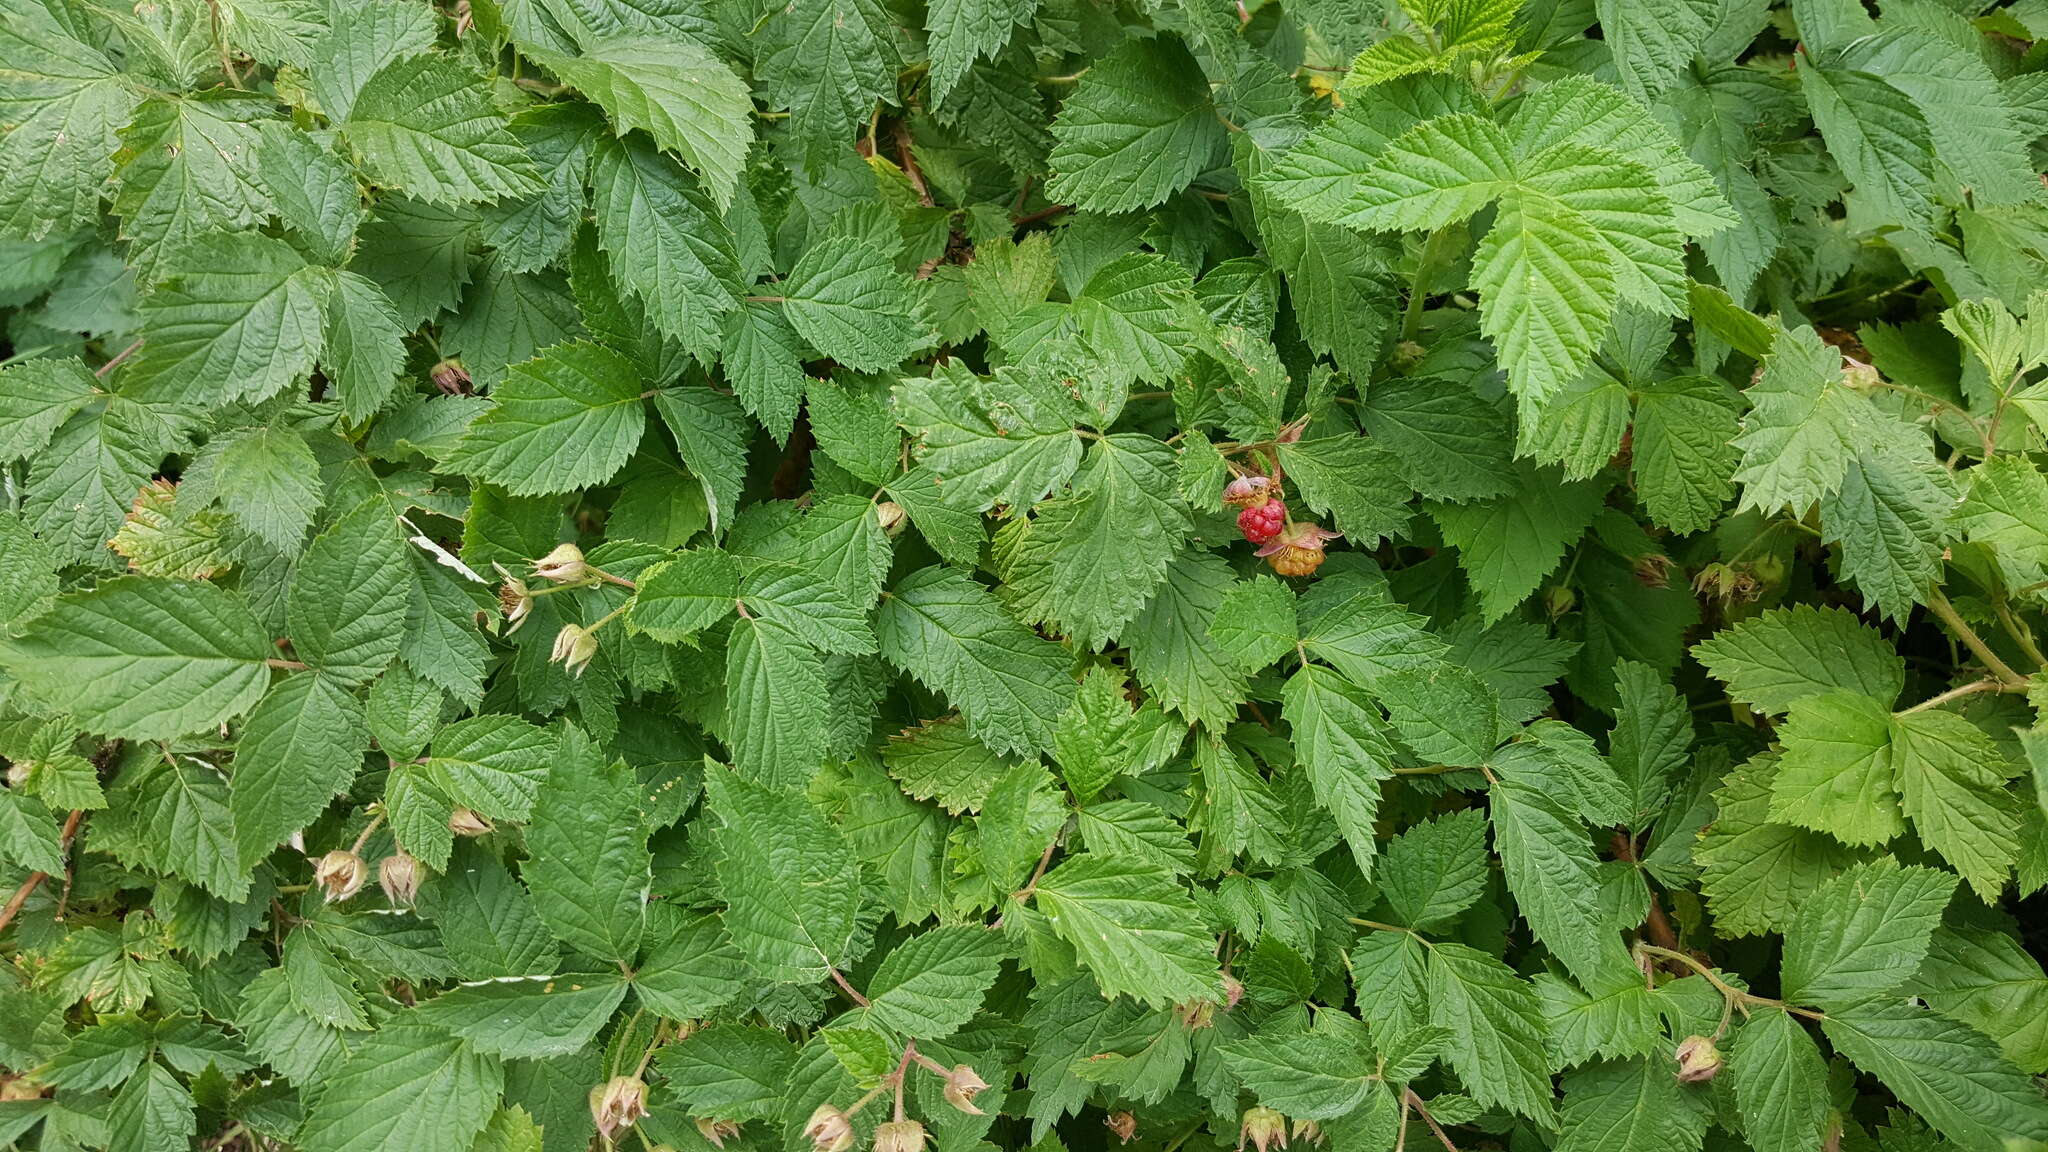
[1237,498,1285,544]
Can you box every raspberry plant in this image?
[3,0,2048,1150]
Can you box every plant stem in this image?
[0,810,85,934]
[1925,588,2027,686]
[1401,228,1455,343]
[1402,1088,1460,1152]
[349,812,386,855]
[1635,943,1823,1020]
[1993,599,2047,670]
[1897,677,2022,714]
[828,966,870,1007]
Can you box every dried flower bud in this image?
[1221,974,1245,1010]
[493,564,535,633]
[430,358,471,394]
[695,1118,742,1148]
[1692,562,1761,605]
[1674,1035,1722,1082]
[1239,1107,1289,1152]
[1392,340,1426,369]
[1222,474,1275,508]
[312,849,366,903]
[550,623,598,677]
[941,1064,990,1114]
[0,1076,44,1102]
[378,852,422,906]
[876,501,908,537]
[1841,355,1882,390]
[5,760,28,789]
[448,807,494,837]
[589,1076,649,1141]
[873,1119,927,1152]
[1290,1119,1324,1146]
[531,543,592,584]
[804,1105,856,1152]
[1633,553,1675,589]
[1106,1111,1138,1144]
[1175,997,1216,1029]
[1255,522,1341,577]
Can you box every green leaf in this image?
[424,714,556,823]
[1889,710,2021,902]
[296,1025,504,1152]
[0,7,137,241]
[1282,663,1396,877]
[1820,1000,2048,1152]
[111,96,275,279]
[926,0,1034,103]
[1209,576,1297,672]
[1781,859,1955,1009]
[323,270,408,424]
[649,386,749,537]
[633,910,747,1020]
[1045,37,1225,214]
[783,234,938,373]
[655,1025,797,1121]
[446,342,645,496]
[1731,1010,1830,1152]
[1919,923,2048,1075]
[1032,853,1220,1008]
[1607,659,1692,825]
[1696,754,1866,938]
[3,577,271,741]
[0,357,98,462]
[209,425,324,551]
[289,499,410,686]
[1768,692,1903,848]
[1554,1056,1708,1152]
[1275,435,1413,545]
[1354,374,1516,503]
[1731,325,1861,515]
[704,766,862,981]
[523,729,650,965]
[1595,0,1716,101]
[629,548,739,643]
[1221,1022,1381,1119]
[107,1061,195,1152]
[894,363,1084,513]
[0,791,63,875]
[994,434,1191,650]
[1427,942,1552,1122]
[341,55,543,205]
[1429,462,1605,622]
[127,232,331,406]
[876,565,1076,758]
[1798,65,1938,232]
[1630,375,1742,534]
[522,35,751,211]
[231,673,368,870]
[1692,606,1905,715]
[1377,808,1488,931]
[863,925,1006,1040]
[587,133,739,360]
[724,616,830,790]
[414,972,629,1059]
[1490,778,1635,987]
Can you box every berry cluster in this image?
[1236,498,1285,544]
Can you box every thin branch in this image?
[1013,203,1072,229]
[0,809,85,934]
[828,966,871,1007]
[1897,677,2020,714]
[1925,588,2027,686]
[95,338,144,378]
[893,119,933,208]
[1635,943,1824,1020]
[1401,1089,1460,1152]
[1013,836,1060,903]
[265,657,308,670]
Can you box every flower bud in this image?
[941,1064,989,1114]
[431,359,471,394]
[1106,1111,1137,1144]
[5,760,28,789]
[550,623,598,677]
[531,543,592,584]
[588,1076,649,1141]
[378,852,422,906]
[874,1120,927,1152]
[0,1075,43,1102]
[312,849,366,903]
[1222,474,1274,508]
[1674,1035,1722,1082]
[876,501,908,537]
[804,1105,856,1152]
[448,807,494,837]
[695,1118,742,1148]
[494,565,535,633]
[1239,1107,1289,1152]
[1221,974,1245,1010]
[1291,1119,1324,1147]
[1632,553,1675,589]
